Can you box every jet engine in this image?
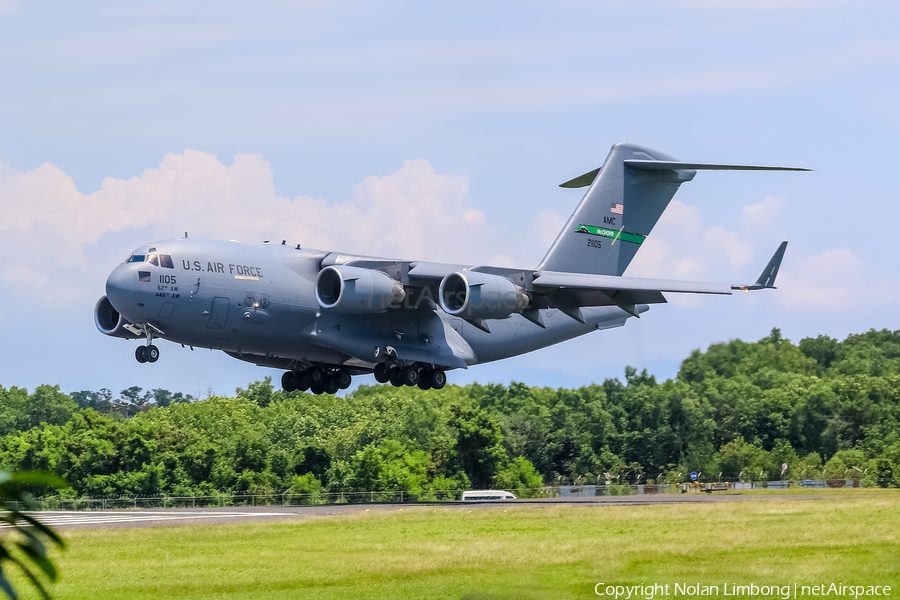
[315,265,406,314]
[94,296,143,339]
[439,271,529,320]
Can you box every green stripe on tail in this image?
[575,224,646,245]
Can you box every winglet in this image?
[732,241,788,292]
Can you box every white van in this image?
[461,490,517,501]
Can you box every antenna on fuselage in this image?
[184,231,189,238]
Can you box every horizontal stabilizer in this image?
[560,167,601,188]
[624,160,812,172]
[559,160,811,189]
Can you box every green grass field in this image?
[14,494,900,600]
[694,486,899,495]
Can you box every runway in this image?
[0,493,843,531]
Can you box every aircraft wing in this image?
[530,272,733,295]
[337,242,787,323]
[524,271,731,319]
[531,241,787,318]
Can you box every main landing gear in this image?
[373,362,446,390]
[282,366,352,396]
[281,362,446,394]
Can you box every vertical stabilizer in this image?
[538,143,696,276]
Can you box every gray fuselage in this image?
[102,238,638,375]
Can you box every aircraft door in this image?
[207,297,230,329]
[451,318,463,335]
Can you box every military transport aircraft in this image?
[95,143,807,394]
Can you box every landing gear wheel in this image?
[309,382,325,395]
[401,365,419,387]
[429,369,447,390]
[324,376,340,395]
[281,371,296,392]
[145,345,159,363]
[294,371,310,392]
[135,346,147,363]
[389,367,403,387]
[308,366,325,386]
[417,375,432,390]
[336,369,352,390]
[373,363,390,384]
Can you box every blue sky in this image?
[1,1,898,398]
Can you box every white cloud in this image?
[291,37,900,117]
[4,150,891,319]
[338,158,480,260]
[620,196,895,314]
[0,150,506,306]
[626,198,771,283]
[623,199,769,308]
[531,209,566,252]
[742,196,784,225]
[776,249,893,312]
[704,226,753,269]
[5,26,898,143]
[626,200,712,280]
[665,0,886,11]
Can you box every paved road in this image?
[4,494,838,531]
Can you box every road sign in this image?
[782,463,788,471]
[691,472,697,481]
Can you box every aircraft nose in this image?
[106,265,136,311]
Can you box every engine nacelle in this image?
[315,265,406,314]
[439,271,529,320]
[94,296,143,339]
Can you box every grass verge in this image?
[13,495,900,600]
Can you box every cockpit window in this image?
[126,253,174,268]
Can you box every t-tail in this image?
[537,142,810,276]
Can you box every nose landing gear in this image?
[136,345,160,363]
[133,324,162,364]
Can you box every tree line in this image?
[0,328,898,498]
